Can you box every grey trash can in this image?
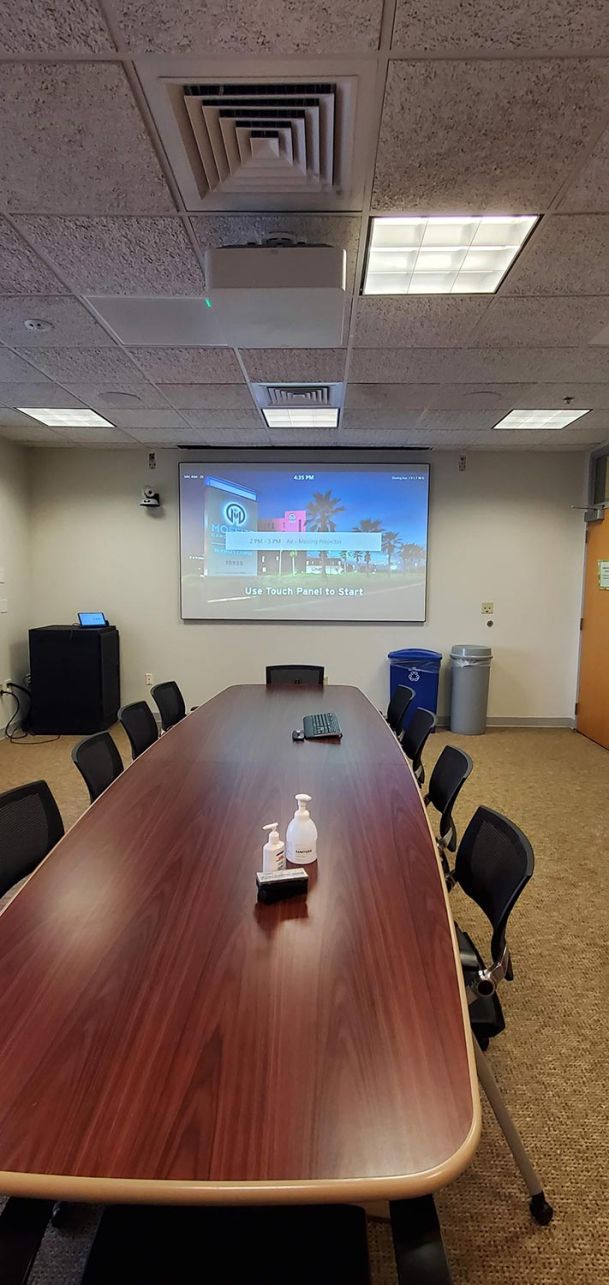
[450,645,493,735]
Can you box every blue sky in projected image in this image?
[214,469,429,546]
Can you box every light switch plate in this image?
[481,601,494,615]
[0,600,7,613]
[0,567,4,583]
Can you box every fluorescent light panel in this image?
[492,409,590,431]
[364,215,537,294]
[263,408,339,428]
[17,408,115,428]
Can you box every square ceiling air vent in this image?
[267,385,331,406]
[138,59,374,211]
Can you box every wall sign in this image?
[598,560,609,589]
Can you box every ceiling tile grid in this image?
[0,2,608,451]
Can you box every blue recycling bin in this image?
[387,649,442,727]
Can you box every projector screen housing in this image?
[179,460,429,622]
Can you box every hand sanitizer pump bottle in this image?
[285,794,318,866]
[262,823,285,873]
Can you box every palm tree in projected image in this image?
[381,530,400,571]
[400,541,426,570]
[306,490,345,577]
[354,518,383,574]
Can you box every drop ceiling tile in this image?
[373,59,609,212]
[183,409,263,429]
[0,348,45,382]
[0,0,115,52]
[68,381,168,409]
[0,64,174,214]
[16,347,144,385]
[128,347,243,383]
[350,346,609,383]
[112,0,383,53]
[126,427,269,447]
[158,383,253,410]
[267,430,341,446]
[354,297,490,348]
[476,297,609,347]
[341,410,423,430]
[503,216,609,295]
[241,349,346,383]
[419,410,504,431]
[0,422,63,442]
[0,297,114,348]
[560,127,609,211]
[54,428,138,445]
[392,0,609,52]
[17,217,204,296]
[192,215,361,291]
[103,409,188,429]
[345,382,531,409]
[517,382,609,409]
[0,220,64,295]
[337,428,429,448]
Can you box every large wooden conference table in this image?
[0,684,480,1205]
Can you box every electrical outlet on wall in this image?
[145,672,153,685]
[481,602,494,615]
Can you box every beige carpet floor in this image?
[0,724,608,1284]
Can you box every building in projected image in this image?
[258,509,307,574]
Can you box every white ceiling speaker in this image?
[204,243,347,347]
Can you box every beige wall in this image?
[0,439,31,733]
[27,447,587,723]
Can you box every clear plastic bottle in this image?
[262,823,285,873]
[285,794,318,865]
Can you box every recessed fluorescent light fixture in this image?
[491,409,590,431]
[363,215,538,294]
[263,408,339,428]
[17,408,115,428]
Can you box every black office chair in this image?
[72,731,124,804]
[0,780,64,902]
[400,707,435,785]
[151,681,186,732]
[266,665,324,687]
[118,701,158,760]
[424,745,473,856]
[449,806,553,1226]
[386,684,414,735]
[78,1198,453,1285]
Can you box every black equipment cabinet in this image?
[28,626,120,735]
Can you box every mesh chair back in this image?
[72,732,123,804]
[151,681,186,732]
[455,805,534,963]
[266,665,324,687]
[386,685,415,734]
[425,745,473,847]
[400,707,435,781]
[118,701,158,760]
[0,780,64,897]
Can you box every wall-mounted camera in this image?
[140,487,160,508]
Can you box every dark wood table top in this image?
[0,685,479,1204]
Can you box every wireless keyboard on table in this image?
[302,711,343,740]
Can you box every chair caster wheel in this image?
[530,1193,554,1225]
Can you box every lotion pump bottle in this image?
[262,823,285,873]
[286,794,318,866]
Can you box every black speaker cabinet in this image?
[28,626,120,735]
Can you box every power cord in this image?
[1,682,60,745]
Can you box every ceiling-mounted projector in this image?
[204,244,346,348]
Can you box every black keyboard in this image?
[302,711,343,740]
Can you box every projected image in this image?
[179,463,429,622]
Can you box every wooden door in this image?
[577,515,609,749]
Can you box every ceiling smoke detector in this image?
[23,318,54,332]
